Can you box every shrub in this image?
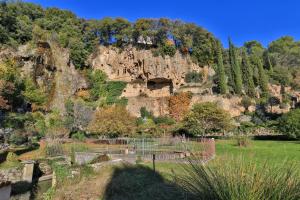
[178,157,300,200]
[278,109,300,139]
[6,152,18,162]
[241,96,253,112]
[235,135,251,147]
[46,141,64,157]
[153,116,176,125]
[160,43,176,57]
[9,130,28,145]
[71,131,86,141]
[185,71,203,83]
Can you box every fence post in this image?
[142,138,145,156]
[152,154,156,172]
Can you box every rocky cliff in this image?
[1,42,88,113]
[2,43,299,119]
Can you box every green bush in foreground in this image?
[178,157,300,200]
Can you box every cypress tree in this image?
[228,38,243,95]
[266,53,273,73]
[241,50,256,97]
[255,56,269,96]
[216,41,228,94]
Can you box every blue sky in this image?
[24,0,300,47]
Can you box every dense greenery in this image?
[86,69,127,105]
[215,41,227,94]
[87,106,136,137]
[278,109,300,139]
[182,102,233,136]
[0,1,218,69]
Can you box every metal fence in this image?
[85,137,215,162]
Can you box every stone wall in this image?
[0,167,23,184]
[75,152,101,165]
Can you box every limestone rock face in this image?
[89,46,213,116]
[89,46,210,97]
[191,95,245,117]
[49,45,88,112]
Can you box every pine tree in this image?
[216,41,228,94]
[254,56,269,96]
[241,50,256,97]
[228,38,243,95]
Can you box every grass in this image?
[42,139,299,199]
[216,139,300,165]
[142,139,300,174]
[178,156,300,200]
[0,160,22,169]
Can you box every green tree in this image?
[229,38,243,95]
[87,105,136,138]
[254,56,269,96]
[183,102,233,136]
[241,50,256,97]
[278,109,300,139]
[241,96,253,113]
[216,41,228,94]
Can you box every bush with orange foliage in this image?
[168,92,192,121]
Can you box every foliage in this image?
[268,36,300,68]
[182,102,233,136]
[235,135,251,147]
[278,109,300,139]
[228,39,243,95]
[9,130,28,145]
[46,140,64,156]
[23,78,47,106]
[241,96,253,112]
[136,118,162,137]
[241,50,256,97]
[140,107,153,119]
[0,1,219,68]
[159,42,176,57]
[0,59,24,110]
[153,116,176,125]
[71,131,86,141]
[87,105,136,137]
[86,69,127,105]
[178,157,300,200]
[6,152,18,162]
[169,92,192,121]
[254,56,269,96]
[215,41,228,94]
[184,71,203,83]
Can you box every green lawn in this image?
[144,139,300,175]
[216,139,300,165]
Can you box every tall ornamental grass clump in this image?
[177,157,300,200]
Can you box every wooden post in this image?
[152,154,156,172]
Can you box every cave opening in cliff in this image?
[147,78,173,94]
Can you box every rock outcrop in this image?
[1,42,88,113]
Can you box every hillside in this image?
[1,1,300,141]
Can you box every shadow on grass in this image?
[103,165,192,200]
